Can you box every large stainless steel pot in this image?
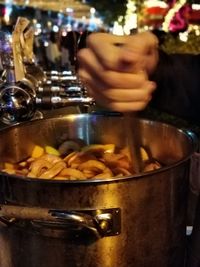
[0,113,196,267]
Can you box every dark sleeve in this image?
[149,50,200,125]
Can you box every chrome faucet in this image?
[0,18,94,125]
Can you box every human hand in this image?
[77,32,158,112]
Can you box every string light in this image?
[123,0,137,34]
[112,0,137,35]
[162,0,187,32]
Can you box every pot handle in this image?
[0,205,121,237]
[182,130,200,195]
[183,129,200,152]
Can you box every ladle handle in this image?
[112,42,144,173]
[124,113,143,173]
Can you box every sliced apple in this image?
[45,145,60,156]
[140,147,149,162]
[31,145,44,158]
[81,144,115,154]
[4,162,15,169]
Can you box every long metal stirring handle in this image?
[124,113,143,174]
[113,42,144,173]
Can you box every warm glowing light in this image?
[90,7,96,14]
[123,0,138,35]
[62,31,67,37]
[4,14,10,24]
[162,0,187,32]
[179,31,188,42]
[66,7,73,13]
[189,25,200,36]
[47,21,52,28]
[144,0,168,9]
[3,0,13,24]
[123,14,137,35]
[112,0,138,35]
[112,21,124,35]
[32,19,37,24]
[192,4,200,10]
[44,41,49,47]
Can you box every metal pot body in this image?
[187,195,200,267]
[0,114,195,267]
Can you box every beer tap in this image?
[0,20,37,124]
[0,17,94,125]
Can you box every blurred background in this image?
[0,0,199,71]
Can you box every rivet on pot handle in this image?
[0,205,121,237]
